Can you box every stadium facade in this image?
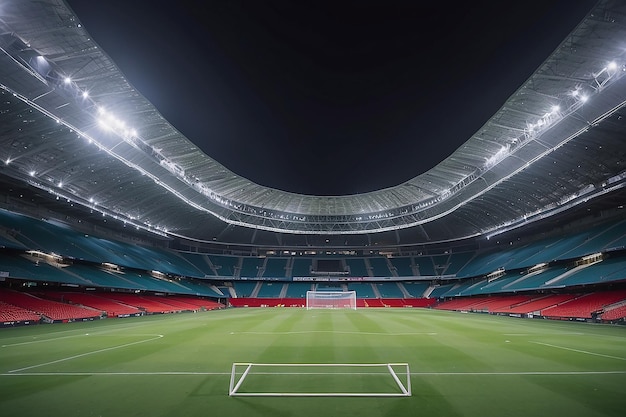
[0,0,624,254]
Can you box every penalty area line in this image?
[530,341,626,361]
[412,370,626,375]
[2,371,230,376]
[2,370,625,377]
[8,334,164,373]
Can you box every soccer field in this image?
[1,307,625,417]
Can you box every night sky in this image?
[64,0,595,196]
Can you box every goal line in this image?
[228,362,411,397]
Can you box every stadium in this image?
[0,1,625,416]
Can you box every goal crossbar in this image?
[306,290,357,310]
[229,362,411,397]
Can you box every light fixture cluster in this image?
[466,59,626,239]
[96,106,138,140]
[488,60,624,172]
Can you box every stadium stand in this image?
[0,300,41,323]
[541,290,626,319]
[0,288,100,322]
[388,256,415,277]
[262,257,289,278]
[40,291,142,317]
[2,206,626,325]
[2,0,626,331]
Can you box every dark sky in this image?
[64,0,595,196]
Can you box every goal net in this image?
[228,363,411,397]
[306,290,357,310]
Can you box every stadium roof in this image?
[0,0,625,248]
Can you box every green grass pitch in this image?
[1,307,625,417]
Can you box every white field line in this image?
[530,341,626,361]
[502,332,584,336]
[230,331,437,336]
[7,334,163,373]
[2,371,231,376]
[2,370,625,377]
[0,316,172,347]
[2,333,95,348]
[412,370,626,375]
[1,333,160,348]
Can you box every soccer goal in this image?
[306,290,357,310]
[228,362,411,397]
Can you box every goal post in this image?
[229,362,411,397]
[306,290,357,310]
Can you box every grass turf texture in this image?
[1,308,625,417]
